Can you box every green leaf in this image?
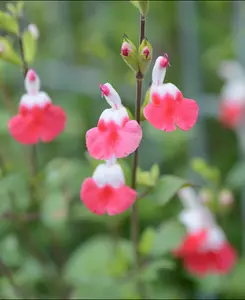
[0,11,18,34]
[22,29,37,64]
[0,37,21,65]
[0,234,22,267]
[151,220,185,256]
[41,191,67,228]
[152,175,190,206]
[139,259,175,282]
[64,236,133,286]
[125,106,134,120]
[226,161,245,190]
[136,166,159,187]
[16,1,24,16]
[139,227,156,255]
[220,259,245,296]
[140,87,150,121]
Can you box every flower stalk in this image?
[17,16,38,206]
[131,13,146,297]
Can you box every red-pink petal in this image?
[106,186,137,215]
[114,120,142,158]
[8,114,39,145]
[214,243,237,274]
[184,252,210,276]
[219,102,244,128]
[86,120,142,160]
[39,105,66,142]
[173,231,207,257]
[143,93,176,131]
[80,178,110,215]
[175,97,199,131]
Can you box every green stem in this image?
[131,13,146,299]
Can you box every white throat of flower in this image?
[92,159,125,188]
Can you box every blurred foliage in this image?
[0,0,245,299]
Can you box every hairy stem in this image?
[18,18,38,206]
[131,13,145,298]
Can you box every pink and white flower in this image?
[144,55,199,132]
[173,187,237,276]
[218,61,245,129]
[80,158,137,215]
[8,69,66,145]
[86,83,142,160]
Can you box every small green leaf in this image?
[140,88,150,121]
[152,175,190,206]
[125,106,134,120]
[0,37,21,65]
[130,1,149,17]
[136,167,155,187]
[139,227,156,255]
[16,1,24,16]
[22,29,37,64]
[0,11,18,34]
[150,164,160,183]
[151,220,185,256]
[140,259,175,282]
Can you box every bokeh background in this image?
[1,0,245,299]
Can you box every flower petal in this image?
[8,114,39,145]
[106,186,137,215]
[175,97,199,131]
[144,93,176,131]
[39,105,66,142]
[80,178,110,215]
[173,231,207,257]
[86,120,142,160]
[214,243,237,273]
[183,253,210,276]
[219,102,244,128]
[114,120,142,158]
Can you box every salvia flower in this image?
[80,158,137,215]
[86,83,142,160]
[8,69,66,144]
[144,56,199,132]
[173,187,237,276]
[218,60,245,128]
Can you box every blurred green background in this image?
[1,0,245,299]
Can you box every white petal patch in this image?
[221,79,245,106]
[20,91,51,109]
[103,83,122,109]
[152,56,167,85]
[178,187,201,209]
[92,162,125,188]
[203,226,226,251]
[99,106,129,126]
[179,206,216,233]
[150,83,180,101]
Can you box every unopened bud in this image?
[28,24,39,40]
[138,38,152,74]
[131,1,149,17]
[121,35,138,72]
[199,188,213,204]
[219,189,234,206]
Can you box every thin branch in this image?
[130,13,146,299]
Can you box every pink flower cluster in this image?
[80,83,142,215]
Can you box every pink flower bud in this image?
[121,42,133,57]
[160,54,170,68]
[27,24,39,40]
[99,83,122,109]
[25,69,40,95]
[99,83,110,97]
[152,54,170,85]
[219,189,234,206]
[142,46,150,59]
